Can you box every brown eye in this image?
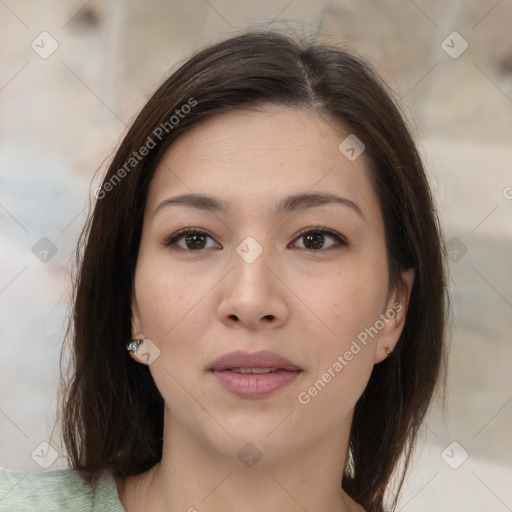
[184,233,207,250]
[293,228,346,251]
[303,231,324,250]
[163,229,220,251]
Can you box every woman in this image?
[0,29,448,512]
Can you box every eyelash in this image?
[162,226,347,252]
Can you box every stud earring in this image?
[127,331,144,362]
[385,346,392,355]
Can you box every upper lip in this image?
[208,350,302,372]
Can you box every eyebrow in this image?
[152,191,365,220]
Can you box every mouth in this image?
[208,350,303,398]
[229,367,281,374]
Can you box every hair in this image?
[58,29,448,512]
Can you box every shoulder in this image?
[0,466,125,512]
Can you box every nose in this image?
[217,243,291,330]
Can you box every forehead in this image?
[146,106,379,222]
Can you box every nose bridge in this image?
[217,233,289,328]
[231,233,273,297]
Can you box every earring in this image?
[126,339,144,359]
[385,347,392,355]
[127,331,144,361]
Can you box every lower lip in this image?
[211,369,301,398]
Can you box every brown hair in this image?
[58,29,448,512]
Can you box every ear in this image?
[129,289,145,364]
[374,268,415,363]
[130,280,142,337]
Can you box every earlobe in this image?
[127,338,145,364]
[128,320,145,364]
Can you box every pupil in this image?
[305,232,324,249]
[186,234,206,250]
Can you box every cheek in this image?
[132,247,221,403]
[290,250,388,410]
[296,271,381,424]
[133,248,211,341]
[292,253,389,345]
[133,254,213,413]
[296,350,373,437]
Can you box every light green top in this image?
[0,467,126,511]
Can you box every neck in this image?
[118,406,363,512]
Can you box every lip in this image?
[208,350,302,399]
[208,350,301,372]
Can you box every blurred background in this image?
[1,1,511,510]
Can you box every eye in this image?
[291,227,347,251]
[162,228,220,251]
[162,227,347,253]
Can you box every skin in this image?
[117,105,414,512]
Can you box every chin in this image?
[212,433,301,468]
[190,411,302,465]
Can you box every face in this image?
[131,105,412,463]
